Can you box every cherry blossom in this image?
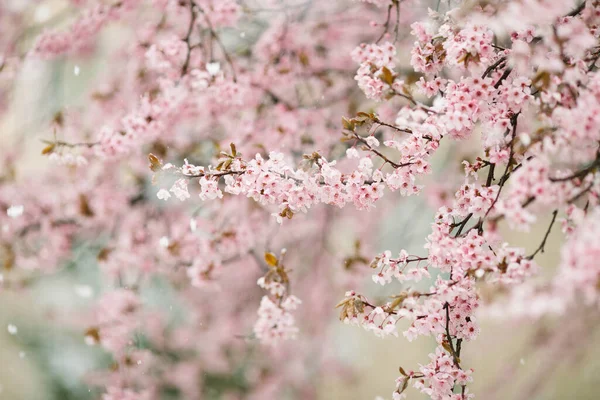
[1,0,599,399]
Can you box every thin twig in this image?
[549,157,599,182]
[181,0,198,76]
[443,302,461,368]
[375,4,393,43]
[195,2,238,82]
[352,132,412,169]
[41,139,98,148]
[527,210,558,259]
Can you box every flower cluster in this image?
[414,348,474,400]
[153,145,395,218]
[254,251,302,343]
[556,208,600,305]
[254,295,302,344]
[352,42,399,100]
[32,2,141,58]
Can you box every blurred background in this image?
[1,1,600,399]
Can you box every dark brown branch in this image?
[352,132,412,169]
[567,182,595,203]
[195,2,238,82]
[390,88,438,114]
[527,210,558,260]
[41,139,98,148]
[482,56,507,79]
[587,50,600,72]
[375,3,393,43]
[181,0,198,77]
[485,163,496,187]
[476,113,520,233]
[184,170,244,179]
[393,0,400,42]
[373,118,413,134]
[549,158,599,182]
[567,1,587,17]
[494,67,513,89]
[443,302,461,368]
[453,213,473,237]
